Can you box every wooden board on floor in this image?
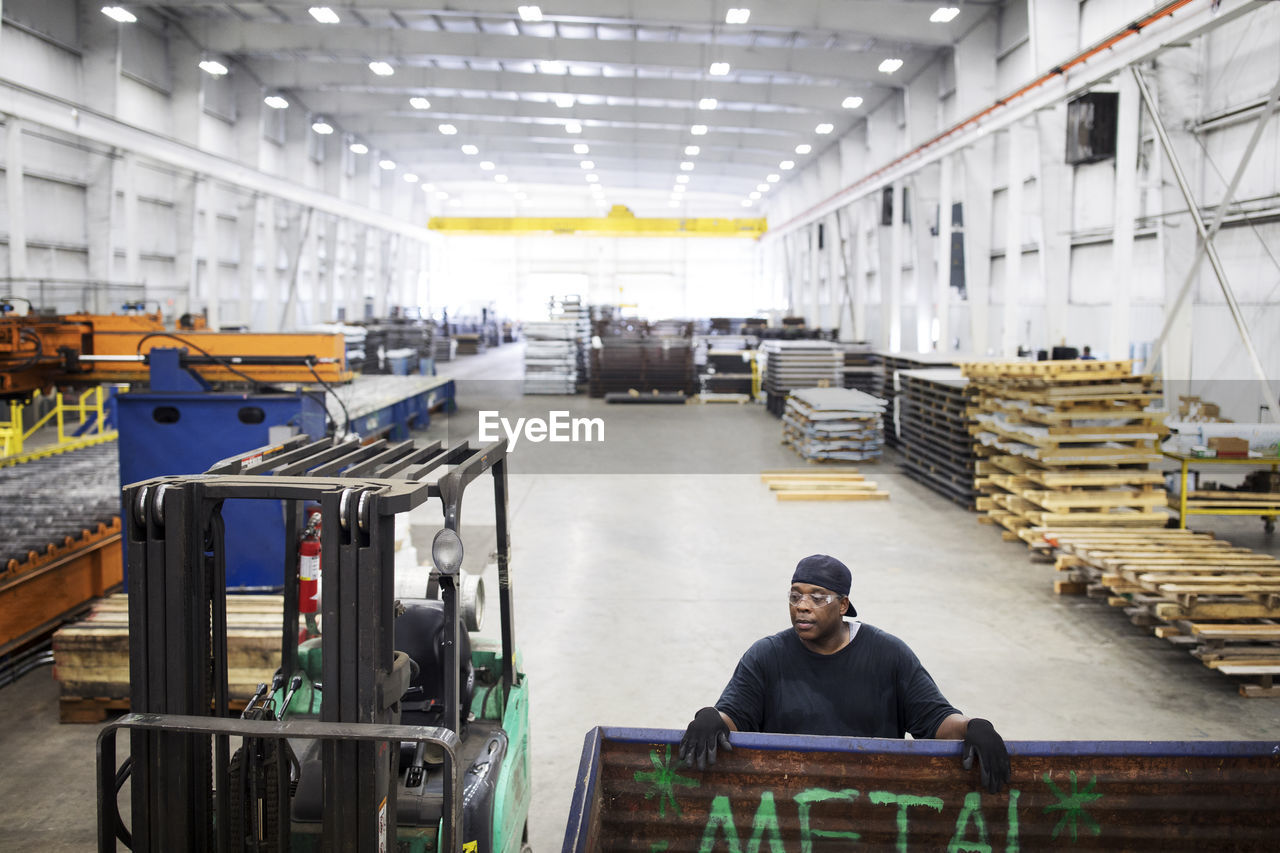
[776,490,890,501]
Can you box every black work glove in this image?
[678,706,732,770]
[962,718,1011,794]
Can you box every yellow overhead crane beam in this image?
[427,204,766,239]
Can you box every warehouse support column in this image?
[5,118,28,299]
[961,139,994,356]
[1002,123,1025,358]
[174,177,200,321]
[236,196,258,327]
[204,182,221,330]
[826,212,841,333]
[886,181,904,352]
[1109,72,1139,361]
[808,222,822,328]
[322,216,339,325]
[352,226,369,323]
[121,153,140,290]
[911,171,936,353]
[1036,104,1072,349]
[260,197,279,330]
[81,3,121,305]
[935,155,953,353]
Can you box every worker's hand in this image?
[962,718,1011,794]
[678,706,732,770]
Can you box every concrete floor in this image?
[3,342,1279,851]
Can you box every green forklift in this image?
[98,435,531,852]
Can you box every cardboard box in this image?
[1208,436,1250,457]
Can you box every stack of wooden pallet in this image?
[896,368,978,508]
[761,469,889,502]
[962,359,1168,542]
[781,388,886,463]
[52,593,283,722]
[1044,527,1280,697]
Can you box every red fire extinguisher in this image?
[298,510,322,616]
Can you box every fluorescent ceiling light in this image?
[308,6,340,24]
[879,58,904,74]
[199,59,229,77]
[518,5,543,22]
[815,123,834,134]
[263,95,289,110]
[749,191,761,199]
[573,143,590,154]
[540,60,567,75]
[842,96,863,109]
[101,7,137,23]
[756,184,769,192]
[779,160,795,170]
[725,8,751,25]
[698,98,718,110]
[410,97,431,110]
[680,161,694,171]
[494,174,508,183]
[676,175,690,184]
[585,174,599,182]
[379,159,396,170]
[690,124,708,136]
[580,160,595,169]
[421,184,432,193]
[565,121,583,134]
[438,123,458,135]
[685,145,701,156]
[795,143,812,154]
[403,173,419,183]
[369,61,395,77]
[480,161,495,170]
[349,142,368,154]
[930,7,960,23]
[311,119,334,135]
[459,144,478,155]
[766,173,780,182]
[709,62,730,76]
[555,94,575,108]
[672,185,686,193]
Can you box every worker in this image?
[1080,345,1095,360]
[679,554,1012,794]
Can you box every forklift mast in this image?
[103,435,516,853]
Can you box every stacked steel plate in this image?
[782,387,887,462]
[760,340,842,416]
[522,320,579,394]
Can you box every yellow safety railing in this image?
[0,386,117,466]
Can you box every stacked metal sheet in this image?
[550,296,592,389]
[522,320,579,394]
[697,336,755,397]
[896,368,978,508]
[840,343,881,396]
[876,352,961,446]
[589,338,695,398]
[453,333,485,355]
[432,335,457,362]
[760,340,842,416]
[782,388,887,462]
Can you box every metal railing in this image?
[0,386,116,464]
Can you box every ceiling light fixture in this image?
[878,58,904,74]
[573,143,589,154]
[585,174,599,182]
[680,161,695,171]
[379,159,396,170]
[480,161,495,170]
[349,141,368,154]
[930,7,960,23]
[495,174,508,183]
[403,173,419,183]
[565,121,583,133]
[676,175,690,184]
[766,173,780,182]
[795,143,812,154]
[842,96,863,109]
[779,160,795,170]
[698,98,718,110]
[101,7,137,23]
[310,118,334,135]
[709,62,730,76]
[369,61,395,77]
[461,144,479,155]
[685,145,701,156]
[672,185,686,193]
[198,58,229,77]
[580,160,595,169]
[725,8,751,25]
[438,123,458,135]
[410,97,431,110]
[308,6,340,24]
[690,124,708,136]
[815,123,834,134]
[750,191,761,199]
[540,60,567,75]
[518,5,543,22]
[555,94,575,108]
[263,95,289,110]
[756,184,769,192]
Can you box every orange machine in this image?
[0,309,353,397]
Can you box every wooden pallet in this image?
[761,471,889,502]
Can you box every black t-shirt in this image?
[715,623,960,739]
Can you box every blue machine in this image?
[115,349,328,589]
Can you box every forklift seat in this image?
[394,599,475,726]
